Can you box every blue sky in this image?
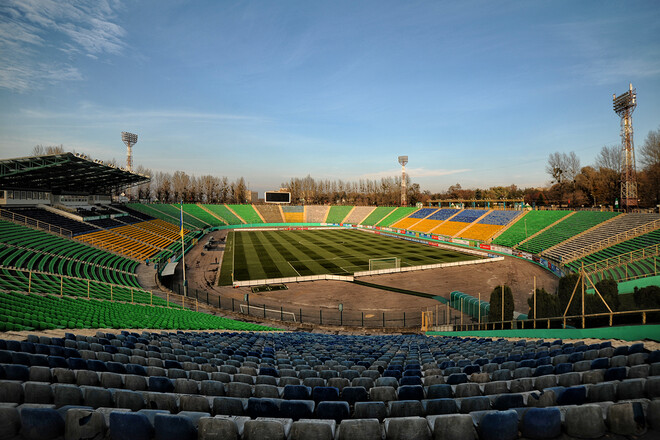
[1,0,659,195]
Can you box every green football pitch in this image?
[218,228,479,285]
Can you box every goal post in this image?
[368,257,401,271]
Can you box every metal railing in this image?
[560,219,660,263]
[0,208,73,238]
[449,308,660,332]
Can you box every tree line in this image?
[280,175,422,206]
[29,125,659,208]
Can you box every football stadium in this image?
[0,151,659,439]
[2,2,660,439]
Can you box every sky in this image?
[1,0,659,196]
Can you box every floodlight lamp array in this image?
[121,132,138,145]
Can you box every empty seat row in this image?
[2,400,658,440]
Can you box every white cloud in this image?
[0,0,126,92]
[360,167,471,180]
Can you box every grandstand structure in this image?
[1,152,660,438]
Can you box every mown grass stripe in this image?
[265,231,341,275]
[252,231,299,278]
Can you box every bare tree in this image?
[595,145,621,171]
[546,151,581,183]
[172,171,191,202]
[639,126,660,168]
[31,144,65,156]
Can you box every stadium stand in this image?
[181,204,226,227]
[282,206,304,223]
[305,205,330,223]
[326,206,354,223]
[375,207,418,227]
[457,210,522,241]
[392,208,439,229]
[432,209,489,237]
[409,208,460,233]
[566,229,660,281]
[544,213,660,263]
[116,205,154,221]
[0,291,278,331]
[229,205,264,224]
[253,205,283,223]
[0,219,140,288]
[86,217,125,228]
[127,204,200,230]
[202,204,245,225]
[76,219,186,261]
[0,330,656,438]
[150,204,208,229]
[518,211,620,255]
[343,206,375,224]
[492,210,572,248]
[360,206,397,226]
[4,207,98,235]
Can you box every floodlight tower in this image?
[613,84,637,211]
[398,156,408,206]
[121,131,138,172]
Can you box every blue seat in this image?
[153,414,196,440]
[164,360,183,369]
[479,409,518,440]
[48,346,65,357]
[604,366,627,382]
[247,397,280,418]
[427,384,453,399]
[383,370,402,380]
[4,364,29,381]
[283,385,311,400]
[492,393,524,410]
[279,399,314,421]
[613,346,629,356]
[591,358,609,370]
[341,386,368,405]
[446,373,468,385]
[28,354,49,367]
[423,398,457,415]
[149,376,174,393]
[19,407,64,440]
[568,352,583,363]
[87,360,107,372]
[48,356,68,369]
[312,386,339,403]
[520,359,536,368]
[125,364,148,376]
[554,363,572,375]
[522,407,562,438]
[259,367,279,377]
[398,385,424,401]
[11,352,31,366]
[556,386,586,406]
[19,342,35,353]
[316,401,350,422]
[67,358,88,370]
[399,376,422,386]
[533,365,554,377]
[110,411,153,440]
[106,362,127,374]
[463,365,480,375]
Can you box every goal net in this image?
[369,257,401,271]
